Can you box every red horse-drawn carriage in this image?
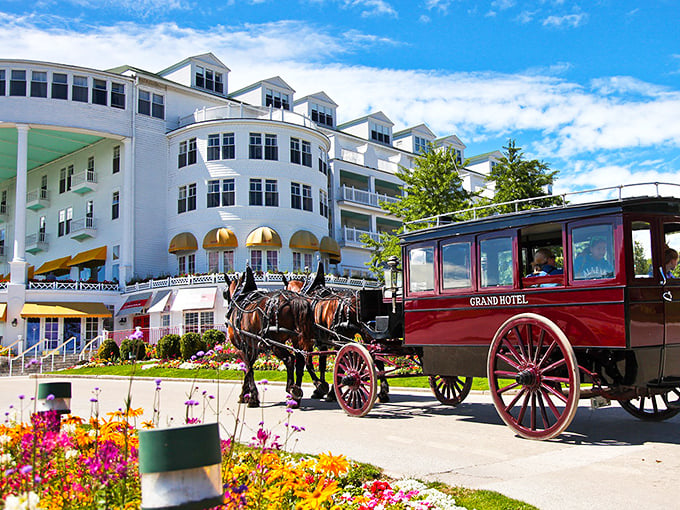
[227,184,680,440]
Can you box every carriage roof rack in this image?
[403,182,680,232]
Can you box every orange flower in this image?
[295,476,338,510]
[316,452,349,476]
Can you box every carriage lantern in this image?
[384,255,401,313]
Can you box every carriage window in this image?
[572,224,615,280]
[664,222,680,280]
[631,221,652,278]
[441,241,472,289]
[480,237,513,288]
[408,246,435,292]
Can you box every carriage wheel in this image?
[487,313,580,440]
[333,343,377,417]
[619,387,680,421]
[429,375,473,406]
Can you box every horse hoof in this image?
[325,392,337,403]
[378,393,390,404]
[247,400,260,408]
[289,385,304,401]
[311,382,329,399]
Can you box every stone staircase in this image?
[0,353,83,376]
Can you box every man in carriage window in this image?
[528,248,563,277]
[574,236,614,279]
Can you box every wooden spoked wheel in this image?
[333,343,377,417]
[487,313,580,440]
[619,388,680,421]
[429,375,473,406]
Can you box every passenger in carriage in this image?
[665,247,678,278]
[528,248,563,277]
[573,237,614,279]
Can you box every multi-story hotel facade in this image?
[0,53,496,352]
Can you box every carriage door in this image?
[661,221,680,376]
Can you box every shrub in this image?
[202,329,226,351]
[157,334,181,360]
[97,338,120,361]
[180,332,206,360]
[120,337,146,361]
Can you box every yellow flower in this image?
[141,420,155,429]
[295,476,338,510]
[316,452,349,476]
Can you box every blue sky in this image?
[2,0,679,193]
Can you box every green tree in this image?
[362,144,474,279]
[484,139,559,214]
[633,240,651,276]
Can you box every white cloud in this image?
[341,0,397,17]
[425,0,452,13]
[419,14,431,23]
[542,12,587,28]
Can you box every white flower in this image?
[0,453,13,465]
[0,434,11,446]
[61,423,77,435]
[88,429,98,438]
[4,491,40,510]
[65,449,79,460]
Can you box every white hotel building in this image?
[0,53,496,352]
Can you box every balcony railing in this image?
[340,185,400,208]
[26,231,48,254]
[70,216,96,241]
[343,226,380,245]
[26,188,49,210]
[28,280,119,291]
[71,170,97,194]
[179,104,318,130]
[0,202,7,223]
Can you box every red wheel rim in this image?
[333,344,377,417]
[429,375,473,406]
[487,313,580,440]
[620,388,680,421]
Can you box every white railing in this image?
[71,169,97,187]
[344,226,380,244]
[26,231,48,246]
[3,337,24,356]
[26,188,49,203]
[0,282,6,290]
[341,185,400,208]
[41,336,77,372]
[78,332,106,362]
[71,216,95,233]
[179,103,317,129]
[27,280,118,291]
[8,339,43,376]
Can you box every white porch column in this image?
[368,175,375,193]
[12,124,29,264]
[120,137,134,285]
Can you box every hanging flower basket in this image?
[138,422,223,510]
[37,381,71,414]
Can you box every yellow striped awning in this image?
[0,303,6,321]
[67,246,107,268]
[168,232,198,254]
[319,236,341,256]
[246,227,282,248]
[203,228,238,249]
[289,230,319,251]
[20,302,112,318]
[35,256,72,276]
[27,266,34,279]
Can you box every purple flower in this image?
[46,394,55,401]
[184,400,199,406]
[214,345,223,352]
[155,379,162,387]
[90,398,98,403]
[27,359,41,367]
[237,362,247,372]
[20,465,32,475]
[258,379,269,385]
[191,355,196,361]
[18,394,25,400]
[196,351,205,357]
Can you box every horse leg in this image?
[310,353,329,399]
[375,359,390,403]
[241,366,260,407]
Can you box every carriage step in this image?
[647,377,680,389]
[590,396,611,409]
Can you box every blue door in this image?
[26,318,41,349]
[63,318,81,352]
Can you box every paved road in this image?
[2,375,680,509]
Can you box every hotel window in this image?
[111,82,125,109]
[265,88,290,110]
[113,145,120,173]
[290,138,301,164]
[0,230,4,258]
[414,136,429,154]
[72,75,88,102]
[152,94,164,119]
[178,141,187,168]
[178,254,195,275]
[311,103,334,127]
[0,190,6,215]
[249,179,263,206]
[187,254,196,274]
[454,149,462,165]
[214,73,224,94]
[249,133,263,159]
[250,250,263,272]
[195,66,224,94]
[85,318,98,341]
[302,184,313,212]
[161,314,170,329]
[178,185,187,214]
[187,138,197,165]
[92,79,107,105]
[10,70,26,96]
[370,123,391,144]
[264,134,278,161]
[87,156,95,175]
[138,90,151,115]
[68,165,74,191]
[219,178,234,206]
[207,180,219,208]
[58,207,72,236]
[41,174,48,192]
[267,250,278,272]
[59,166,73,194]
[208,251,219,273]
[223,250,234,272]
[205,69,214,91]
[318,148,328,175]
[319,190,329,218]
[30,71,47,98]
[0,70,5,95]
[195,66,205,88]
[291,182,301,210]
[222,133,235,159]
[207,134,220,161]
[39,216,46,241]
[51,73,67,99]
[293,252,313,271]
[45,319,58,348]
[301,141,312,167]
[112,191,120,220]
[265,179,278,207]
[113,244,120,260]
[86,200,94,222]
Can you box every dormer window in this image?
[265,88,290,110]
[454,149,463,165]
[195,65,224,94]
[414,136,429,154]
[370,123,391,145]
[311,103,334,127]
